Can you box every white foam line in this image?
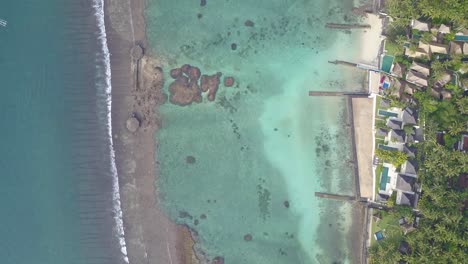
[92,0,129,263]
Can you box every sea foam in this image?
[91,0,129,263]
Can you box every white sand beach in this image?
[359,14,384,65]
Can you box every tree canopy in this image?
[387,0,468,26]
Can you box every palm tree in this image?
[447,121,463,136]
[395,35,407,46]
[456,97,468,115]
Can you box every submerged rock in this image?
[231,43,237,50]
[244,20,254,27]
[168,76,202,106]
[244,234,253,241]
[223,76,234,87]
[181,64,191,75]
[170,68,182,79]
[178,211,193,219]
[186,156,196,164]
[188,66,201,82]
[283,200,290,208]
[201,72,222,101]
[212,256,224,264]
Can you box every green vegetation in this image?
[370,2,468,262]
[375,119,387,130]
[403,125,414,135]
[375,164,383,196]
[386,192,397,208]
[375,149,408,167]
[387,0,468,27]
[415,91,468,130]
[371,209,402,244]
[384,40,404,56]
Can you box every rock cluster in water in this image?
[168,64,234,106]
[223,76,235,87]
[186,155,196,164]
[211,256,224,264]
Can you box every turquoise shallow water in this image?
[0,1,125,263]
[147,0,368,263]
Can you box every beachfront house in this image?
[390,129,406,143]
[429,43,449,55]
[406,62,430,88]
[450,41,463,55]
[406,127,424,143]
[389,79,404,98]
[435,72,452,88]
[406,71,428,88]
[405,48,428,59]
[376,192,390,202]
[401,160,418,176]
[410,62,430,77]
[387,119,403,130]
[395,173,420,208]
[438,24,451,34]
[391,63,406,78]
[380,99,390,108]
[402,108,418,126]
[376,128,389,138]
[403,144,417,158]
[412,19,429,32]
[405,42,430,58]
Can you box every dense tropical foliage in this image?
[370,1,468,263]
[375,149,408,167]
[387,0,468,26]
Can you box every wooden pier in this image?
[329,60,380,72]
[328,60,358,67]
[315,192,356,201]
[325,23,371,29]
[308,91,369,97]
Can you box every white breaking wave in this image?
[91,0,129,263]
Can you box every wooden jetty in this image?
[328,60,357,67]
[326,23,371,29]
[308,91,369,97]
[329,60,380,72]
[315,192,356,201]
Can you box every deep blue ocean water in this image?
[0,1,126,263]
